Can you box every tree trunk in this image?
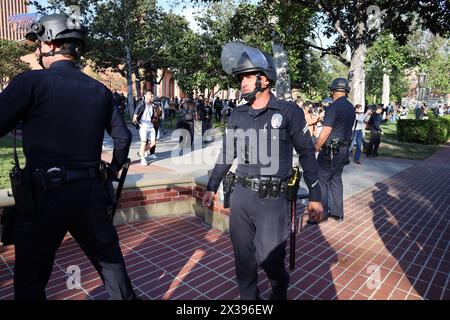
[348,44,367,108]
[125,43,134,117]
[271,39,292,101]
[134,68,142,100]
[382,73,390,107]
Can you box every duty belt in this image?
[235,174,288,198]
[32,166,99,192]
[325,138,351,148]
[235,175,261,192]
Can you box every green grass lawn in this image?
[370,121,442,160]
[363,112,450,160]
[0,134,25,190]
[212,119,227,131]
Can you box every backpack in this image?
[151,106,161,127]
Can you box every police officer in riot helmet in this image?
[313,78,356,223]
[203,43,323,300]
[27,14,87,69]
[0,14,137,300]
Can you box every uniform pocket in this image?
[278,128,288,141]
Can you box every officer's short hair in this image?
[53,39,84,58]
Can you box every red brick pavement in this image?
[1,146,449,300]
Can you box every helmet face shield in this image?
[234,46,271,71]
[221,42,277,83]
[221,42,250,75]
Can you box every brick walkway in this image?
[1,145,449,300]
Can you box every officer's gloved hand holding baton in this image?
[202,191,215,207]
[307,201,324,223]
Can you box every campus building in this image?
[0,0,28,41]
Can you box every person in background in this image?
[349,104,365,164]
[366,105,383,158]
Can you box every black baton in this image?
[289,199,297,270]
[112,158,131,218]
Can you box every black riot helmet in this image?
[221,42,277,102]
[232,50,277,83]
[328,78,351,93]
[26,14,87,68]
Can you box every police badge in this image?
[271,113,283,128]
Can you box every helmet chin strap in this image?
[241,73,268,102]
[37,49,73,69]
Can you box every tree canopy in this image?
[24,0,449,101]
[0,39,31,89]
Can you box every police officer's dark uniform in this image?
[0,14,136,300]
[316,78,355,221]
[198,99,213,140]
[205,43,322,300]
[177,103,196,148]
[214,98,223,122]
[366,106,383,157]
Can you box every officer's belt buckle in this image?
[245,178,259,192]
[240,177,258,192]
[251,179,260,192]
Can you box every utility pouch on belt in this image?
[259,177,270,199]
[36,167,66,192]
[285,167,302,202]
[268,177,281,199]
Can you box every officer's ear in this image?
[46,41,59,52]
[39,41,53,52]
[261,75,270,88]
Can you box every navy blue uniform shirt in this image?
[368,113,382,132]
[322,96,356,142]
[199,104,213,122]
[207,93,321,202]
[0,60,131,171]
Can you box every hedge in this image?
[397,117,450,144]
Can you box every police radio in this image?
[9,129,35,214]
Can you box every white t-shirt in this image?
[354,113,366,131]
[140,103,154,127]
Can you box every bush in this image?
[397,118,449,144]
